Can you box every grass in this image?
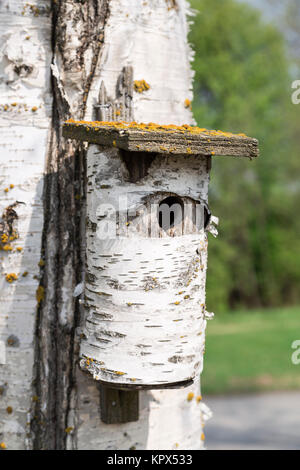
[201,305,300,395]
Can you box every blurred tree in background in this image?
[266,0,300,75]
[190,0,300,312]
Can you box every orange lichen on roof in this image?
[64,119,249,139]
[9,232,18,241]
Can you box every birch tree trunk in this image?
[0,0,211,450]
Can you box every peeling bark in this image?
[63,121,259,158]
[0,0,52,450]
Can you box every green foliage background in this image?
[189,0,300,312]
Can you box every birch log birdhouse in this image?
[63,111,258,423]
[63,119,258,379]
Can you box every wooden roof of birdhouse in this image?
[63,120,259,158]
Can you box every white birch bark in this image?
[0,0,52,450]
[0,0,211,450]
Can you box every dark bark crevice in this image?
[31,0,110,450]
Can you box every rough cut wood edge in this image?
[62,121,259,158]
[99,386,139,424]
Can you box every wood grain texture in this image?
[63,121,259,158]
[100,386,139,424]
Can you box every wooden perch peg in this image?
[100,386,139,424]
